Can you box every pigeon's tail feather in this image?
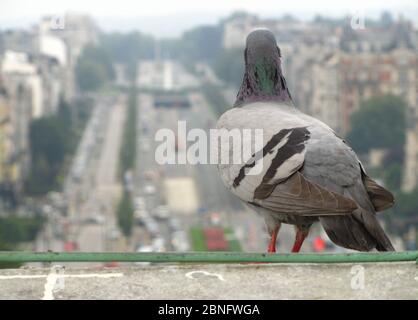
[346,181,395,251]
[319,215,377,251]
[353,208,395,252]
[319,181,394,252]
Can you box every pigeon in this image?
[216,29,395,253]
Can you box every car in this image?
[107,228,120,241]
[134,209,149,220]
[144,217,159,235]
[135,244,154,266]
[84,213,105,225]
[103,261,119,268]
[168,217,181,231]
[144,184,156,195]
[134,197,146,210]
[153,205,170,220]
[144,170,158,181]
[136,244,153,252]
[152,237,166,252]
[134,209,150,226]
[171,231,189,251]
[64,241,78,252]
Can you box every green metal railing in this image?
[1,251,418,264]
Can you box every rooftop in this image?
[0,259,417,299]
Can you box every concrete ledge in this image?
[0,262,417,299]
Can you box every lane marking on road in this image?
[185,270,226,282]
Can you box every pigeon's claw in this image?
[267,226,280,253]
[291,228,309,253]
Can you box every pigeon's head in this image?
[245,29,280,66]
[234,29,292,107]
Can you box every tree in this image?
[100,32,155,80]
[346,95,406,154]
[57,96,72,127]
[119,87,137,177]
[180,25,223,62]
[213,48,245,87]
[201,84,229,116]
[76,59,107,92]
[24,98,91,196]
[0,215,44,269]
[25,117,69,195]
[117,190,134,238]
[117,88,136,238]
[101,32,155,64]
[388,188,418,232]
[75,44,114,92]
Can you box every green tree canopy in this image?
[25,116,70,194]
[101,32,155,64]
[213,48,245,87]
[346,95,407,154]
[100,32,155,80]
[75,44,114,92]
[117,190,134,238]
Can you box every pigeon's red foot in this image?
[267,226,280,253]
[291,229,308,253]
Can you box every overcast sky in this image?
[1,0,417,37]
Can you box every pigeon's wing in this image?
[253,171,358,216]
[217,105,310,204]
[217,105,357,217]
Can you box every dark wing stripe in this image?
[254,127,310,198]
[232,128,294,188]
[261,127,310,183]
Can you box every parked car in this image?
[135,245,154,266]
[107,228,120,241]
[84,213,105,225]
[144,217,159,235]
[134,209,150,226]
[171,231,189,251]
[168,217,181,231]
[134,196,146,210]
[144,184,156,195]
[152,237,166,252]
[153,205,170,220]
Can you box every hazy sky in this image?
[1,0,417,37]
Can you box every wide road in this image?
[75,99,126,255]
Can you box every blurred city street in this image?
[0,3,416,272]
